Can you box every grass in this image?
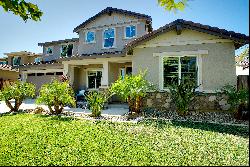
[0,113,249,166]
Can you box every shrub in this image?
[36,80,76,115]
[220,85,249,118]
[110,70,154,114]
[0,81,35,112]
[168,76,198,116]
[86,90,111,117]
[33,107,46,114]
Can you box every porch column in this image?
[63,63,69,75]
[101,61,109,88]
[69,65,75,86]
[21,72,27,82]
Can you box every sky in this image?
[0,0,249,58]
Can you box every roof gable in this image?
[73,7,152,32]
[124,19,249,50]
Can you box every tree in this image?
[158,0,188,12]
[36,80,76,115]
[0,81,35,112]
[0,0,43,22]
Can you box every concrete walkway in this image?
[0,99,129,116]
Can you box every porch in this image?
[63,56,132,103]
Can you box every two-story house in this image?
[18,7,248,108]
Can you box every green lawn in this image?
[0,113,249,166]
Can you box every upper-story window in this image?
[12,56,21,66]
[85,31,95,43]
[45,47,53,55]
[103,28,115,48]
[35,57,42,63]
[61,44,73,57]
[125,25,136,38]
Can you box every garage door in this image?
[26,72,63,92]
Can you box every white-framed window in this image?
[45,47,53,55]
[163,56,198,88]
[87,71,102,89]
[103,28,115,48]
[61,44,73,57]
[125,25,136,39]
[34,57,42,63]
[85,31,95,43]
[12,56,21,66]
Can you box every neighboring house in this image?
[17,39,78,91]
[0,51,41,81]
[0,57,8,65]
[235,52,249,76]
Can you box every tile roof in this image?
[0,64,19,72]
[59,51,125,61]
[73,7,152,32]
[124,19,249,50]
[38,38,79,46]
[13,60,62,69]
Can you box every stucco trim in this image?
[136,39,232,48]
[153,50,208,57]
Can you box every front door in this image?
[87,71,102,89]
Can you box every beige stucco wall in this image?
[0,70,19,80]
[42,41,79,61]
[78,13,147,55]
[132,30,237,91]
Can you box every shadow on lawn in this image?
[141,119,249,138]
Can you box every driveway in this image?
[0,99,129,116]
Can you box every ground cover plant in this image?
[0,81,35,112]
[0,113,248,166]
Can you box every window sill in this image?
[101,47,117,50]
[123,36,137,40]
[85,41,96,44]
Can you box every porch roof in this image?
[58,51,126,61]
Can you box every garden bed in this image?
[143,109,249,126]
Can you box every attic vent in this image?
[176,24,182,35]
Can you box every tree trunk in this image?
[48,105,54,114]
[127,96,133,114]
[5,100,14,112]
[14,98,22,112]
[134,96,142,114]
